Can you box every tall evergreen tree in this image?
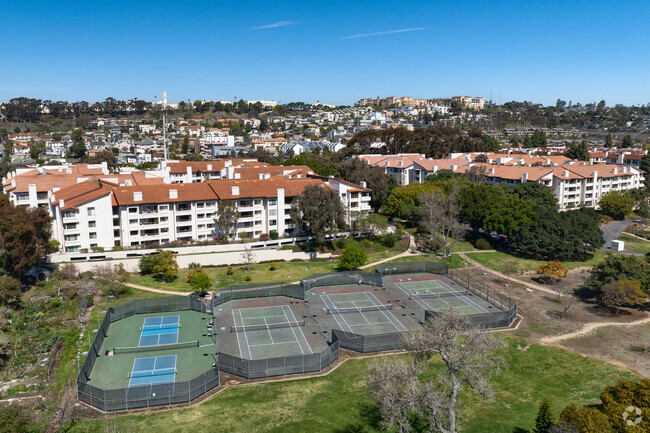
[533,397,554,433]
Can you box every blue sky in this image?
[1,0,649,106]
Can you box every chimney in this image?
[66,168,72,174]
[612,167,618,174]
[231,186,239,196]
[546,158,551,165]
[488,167,495,174]
[580,162,586,166]
[169,189,178,199]
[521,172,528,182]
[433,165,438,172]
[133,191,142,202]
[59,199,64,208]
[52,186,60,193]
[618,153,624,163]
[398,161,403,167]
[385,161,389,166]
[124,179,132,186]
[361,181,367,188]
[563,170,569,177]
[234,173,241,179]
[207,164,212,170]
[451,165,458,171]
[11,179,15,187]
[258,173,265,179]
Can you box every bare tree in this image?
[554,285,576,319]
[94,263,130,297]
[366,309,505,433]
[419,183,463,258]
[214,200,240,241]
[241,246,255,272]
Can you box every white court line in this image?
[248,341,303,348]
[321,294,353,333]
[232,310,245,359]
[396,282,431,313]
[363,292,408,332]
[437,280,490,314]
[281,305,311,354]
[262,317,276,344]
[238,309,253,360]
[350,301,373,325]
[347,320,394,327]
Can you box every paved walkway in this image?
[126,283,192,296]
[359,232,419,269]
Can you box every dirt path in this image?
[125,283,191,296]
[457,252,560,296]
[540,314,650,343]
[360,232,419,269]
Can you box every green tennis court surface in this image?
[89,310,216,390]
[321,292,408,335]
[232,305,313,360]
[395,278,496,316]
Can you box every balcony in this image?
[176,227,192,233]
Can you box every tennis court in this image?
[232,305,313,360]
[321,292,408,335]
[394,277,495,316]
[139,315,180,347]
[128,355,177,387]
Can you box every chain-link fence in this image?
[211,281,303,310]
[218,341,340,379]
[376,261,449,277]
[300,270,382,292]
[77,296,219,412]
[332,329,404,353]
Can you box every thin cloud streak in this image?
[252,20,298,30]
[342,27,426,39]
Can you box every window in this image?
[87,207,96,216]
[89,232,97,239]
[88,221,96,228]
[159,205,168,211]
[130,230,138,236]
[197,203,205,209]
[90,243,97,248]
[64,234,79,241]
[270,220,277,226]
[269,199,277,206]
[65,246,79,252]
[63,210,77,218]
[64,223,77,230]
[129,207,137,213]
[129,219,138,224]
[161,228,169,233]
[254,200,262,206]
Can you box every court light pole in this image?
[482,272,490,302]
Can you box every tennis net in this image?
[230,321,306,333]
[128,368,176,379]
[409,290,468,299]
[141,324,181,332]
[113,340,199,355]
[326,304,393,315]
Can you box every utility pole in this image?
[163,90,168,162]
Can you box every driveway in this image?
[601,219,643,255]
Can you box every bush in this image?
[47,239,60,254]
[138,254,156,275]
[59,263,78,280]
[245,274,251,281]
[599,191,634,220]
[91,246,104,253]
[188,268,211,293]
[259,233,270,242]
[226,266,234,276]
[338,242,367,270]
[475,238,491,250]
[269,262,276,271]
[188,262,200,269]
[269,230,279,240]
[0,276,22,306]
[381,232,397,248]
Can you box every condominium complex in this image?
[358,152,645,210]
[2,160,371,253]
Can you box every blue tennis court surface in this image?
[128,355,177,387]
[138,315,180,347]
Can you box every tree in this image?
[640,153,650,190]
[337,157,392,211]
[605,133,613,148]
[67,140,87,158]
[291,184,346,246]
[557,403,611,433]
[531,130,547,147]
[599,191,634,220]
[29,141,46,160]
[459,183,508,232]
[353,212,389,235]
[0,276,21,306]
[622,134,634,147]
[0,194,52,279]
[214,200,240,241]
[586,254,650,295]
[94,263,130,297]
[533,397,555,433]
[565,140,590,161]
[0,406,33,433]
[513,182,559,212]
[536,261,568,284]
[152,250,178,282]
[187,267,211,294]
[182,136,190,154]
[241,246,255,272]
[600,280,646,314]
[337,242,367,270]
[419,183,463,258]
[366,310,505,433]
[85,149,118,171]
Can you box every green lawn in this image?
[465,251,610,274]
[619,234,650,254]
[365,253,469,272]
[68,339,639,433]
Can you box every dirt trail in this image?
[457,252,560,295]
[360,232,419,269]
[540,314,650,343]
[125,283,191,296]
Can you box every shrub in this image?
[474,238,491,250]
[338,242,367,270]
[138,254,156,275]
[188,268,211,293]
[0,276,22,306]
[59,263,78,280]
[245,274,251,281]
[269,230,279,240]
[226,266,234,276]
[259,233,270,242]
[381,232,397,248]
[46,239,60,254]
[269,262,276,271]
[91,246,104,253]
[188,262,200,269]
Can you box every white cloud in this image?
[342,27,426,39]
[252,21,298,30]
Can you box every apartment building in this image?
[358,154,469,186]
[49,176,371,252]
